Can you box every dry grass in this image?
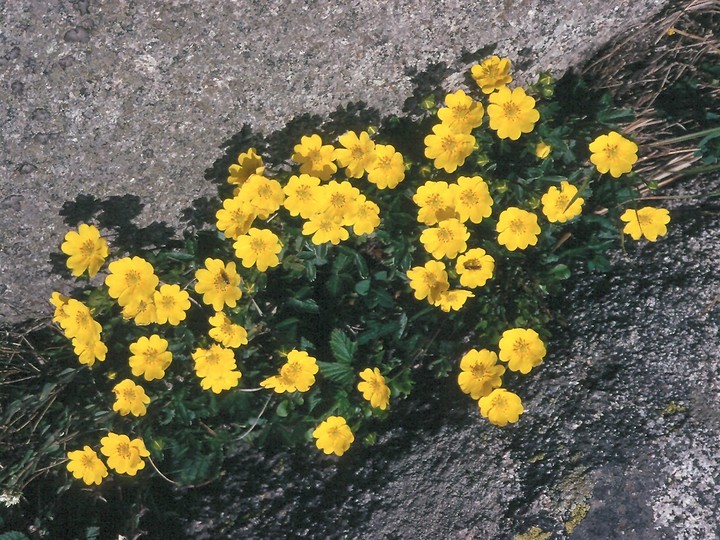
[582,0,720,185]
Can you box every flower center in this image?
[604,144,618,159]
[471,364,486,378]
[160,296,175,309]
[351,146,364,160]
[555,195,569,212]
[502,102,520,119]
[441,135,457,153]
[250,238,267,254]
[205,351,221,366]
[377,155,393,169]
[330,193,347,208]
[80,240,97,256]
[258,185,273,199]
[484,65,499,78]
[460,190,479,206]
[463,258,482,271]
[125,270,141,286]
[492,394,507,409]
[122,388,137,401]
[116,442,132,459]
[425,193,443,208]
[295,185,312,200]
[509,219,526,234]
[437,227,454,244]
[513,339,529,355]
[82,454,96,468]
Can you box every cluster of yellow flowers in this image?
[51,294,107,366]
[66,433,150,486]
[457,328,546,425]
[53,54,678,477]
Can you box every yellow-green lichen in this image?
[564,504,590,534]
[514,526,553,540]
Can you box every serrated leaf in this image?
[317,360,355,386]
[329,329,356,364]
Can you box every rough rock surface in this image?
[0,0,668,323]
[179,177,720,539]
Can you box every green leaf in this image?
[317,360,355,385]
[354,279,371,296]
[596,108,635,125]
[286,297,320,314]
[329,329,356,364]
[0,533,31,540]
[548,264,571,280]
[276,400,290,418]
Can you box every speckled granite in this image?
[0,0,666,322]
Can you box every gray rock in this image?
[0,0,667,324]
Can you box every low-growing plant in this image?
[2,55,681,532]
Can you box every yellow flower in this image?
[620,207,671,241]
[312,416,354,456]
[433,289,474,312]
[471,55,512,94]
[233,228,282,272]
[292,134,337,181]
[540,181,584,223]
[424,123,475,173]
[192,345,242,393]
[100,433,150,476]
[208,312,249,348]
[406,260,450,304]
[228,147,264,187]
[352,198,381,236]
[50,292,71,326]
[236,174,285,219]
[478,389,524,426]
[112,379,150,417]
[153,284,190,326]
[192,344,237,377]
[194,258,243,310]
[496,207,541,251]
[535,141,552,159]
[487,87,540,140]
[455,248,495,288]
[420,218,469,259]
[450,176,493,224]
[283,174,323,219]
[334,130,376,178]
[437,89,484,133]
[413,180,457,226]
[199,368,242,394]
[215,196,257,240]
[589,131,638,178]
[366,144,405,189]
[121,296,157,326]
[357,367,390,410]
[61,223,109,278]
[498,328,546,374]
[66,446,108,485]
[105,257,159,307]
[319,180,361,225]
[302,213,349,245]
[260,350,319,393]
[58,299,101,340]
[72,332,107,366]
[458,349,505,399]
[129,335,173,381]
